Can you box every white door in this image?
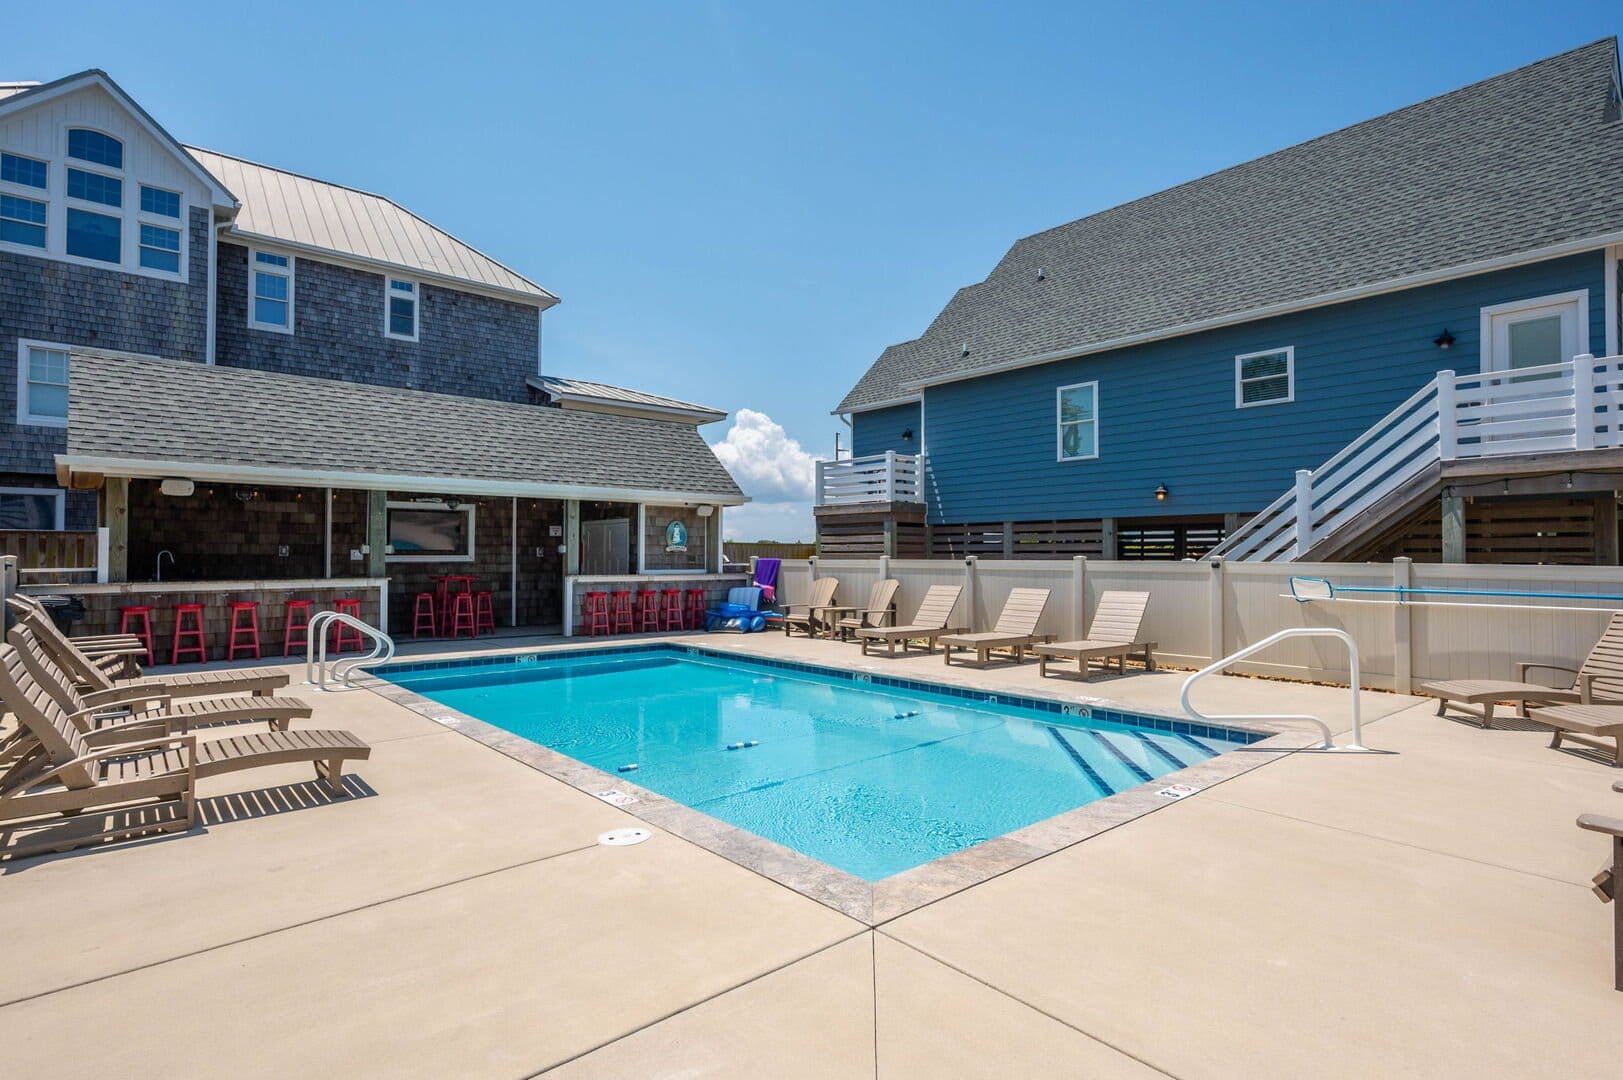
[1484,295,1582,373]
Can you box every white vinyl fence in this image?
[775,556,1623,692]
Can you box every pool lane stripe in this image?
[1045,726,1116,796]
[1130,731,1192,771]
[1087,731,1154,783]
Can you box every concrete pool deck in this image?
[1,629,1618,1077]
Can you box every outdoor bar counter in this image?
[21,577,388,662]
[563,573,749,636]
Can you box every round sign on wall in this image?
[664,519,688,552]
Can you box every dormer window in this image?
[385,278,419,341]
[67,129,122,169]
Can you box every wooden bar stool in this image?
[411,593,437,639]
[226,601,261,660]
[170,602,207,665]
[448,591,477,638]
[474,591,496,636]
[581,591,610,637]
[119,605,156,666]
[636,590,661,632]
[282,599,313,657]
[330,597,365,652]
[660,589,684,632]
[683,588,706,631]
[609,590,634,634]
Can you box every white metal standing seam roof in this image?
[527,375,728,420]
[185,146,557,306]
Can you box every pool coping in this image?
[355,640,1318,926]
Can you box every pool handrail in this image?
[306,610,395,690]
[1181,627,1371,752]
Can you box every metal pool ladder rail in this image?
[1180,627,1373,752]
[305,611,396,690]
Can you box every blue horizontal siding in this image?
[852,402,922,457]
[919,251,1608,523]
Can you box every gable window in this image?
[66,167,122,207]
[1056,381,1099,461]
[249,249,294,332]
[139,224,181,272]
[1,151,47,189]
[0,487,65,530]
[139,185,181,218]
[385,501,475,561]
[16,341,70,427]
[65,208,120,263]
[0,194,46,248]
[385,278,419,341]
[67,129,122,169]
[1235,347,1294,408]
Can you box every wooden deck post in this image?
[1002,522,1015,560]
[365,489,388,579]
[1099,518,1117,560]
[565,499,581,575]
[104,476,129,583]
[1594,493,1620,566]
[1441,494,1467,563]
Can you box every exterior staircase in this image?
[1209,354,1623,562]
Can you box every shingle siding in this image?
[920,252,1609,524]
[852,403,922,457]
[0,204,210,482]
[214,242,538,403]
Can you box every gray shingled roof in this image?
[838,39,1623,412]
[62,353,744,502]
[527,375,727,421]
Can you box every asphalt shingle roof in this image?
[837,39,1623,412]
[64,353,744,501]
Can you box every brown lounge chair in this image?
[855,585,965,657]
[940,588,1053,667]
[1033,591,1157,680]
[830,579,900,641]
[1530,704,1623,767]
[1576,781,1623,990]
[8,597,292,699]
[782,577,840,639]
[1420,611,1623,728]
[0,643,369,860]
[7,595,146,675]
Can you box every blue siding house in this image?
[824,40,1623,564]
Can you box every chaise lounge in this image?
[1531,704,1623,767]
[855,585,965,657]
[1033,591,1157,680]
[940,588,1053,667]
[1420,611,1623,728]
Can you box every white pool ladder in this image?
[305,611,396,691]
[1180,627,1373,751]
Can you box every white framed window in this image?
[1235,347,1295,408]
[0,486,66,530]
[1056,381,1099,461]
[385,277,419,341]
[384,500,475,561]
[1,151,50,250]
[249,248,294,333]
[16,340,70,428]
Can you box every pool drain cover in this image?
[598,828,652,847]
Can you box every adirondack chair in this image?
[782,577,839,638]
[830,579,900,641]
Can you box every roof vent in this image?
[960,341,971,357]
[1036,268,1046,281]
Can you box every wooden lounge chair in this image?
[1530,704,1623,767]
[1421,611,1623,728]
[855,585,966,657]
[1033,591,1157,680]
[6,595,145,674]
[1576,782,1623,991]
[782,577,840,639]
[0,643,369,860]
[8,597,292,699]
[940,588,1053,667]
[830,579,899,641]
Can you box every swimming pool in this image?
[380,647,1261,881]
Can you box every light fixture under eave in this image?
[1434,329,1456,350]
[1154,484,1169,501]
[159,477,195,497]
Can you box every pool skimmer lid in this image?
[598,828,652,847]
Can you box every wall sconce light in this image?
[1433,329,1455,350]
[901,428,915,443]
[1154,484,1169,502]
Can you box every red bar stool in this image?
[282,599,313,657]
[433,575,477,635]
[226,601,261,660]
[474,591,496,636]
[660,589,684,632]
[636,590,661,632]
[330,597,365,653]
[411,593,437,639]
[119,605,156,666]
[581,591,610,637]
[609,590,634,634]
[448,591,477,638]
[170,602,207,665]
[683,588,706,631]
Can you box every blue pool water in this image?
[381,648,1257,881]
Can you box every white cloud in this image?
[710,409,820,542]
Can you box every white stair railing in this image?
[1211,354,1623,562]
[1181,627,1372,751]
[305,610,395,690]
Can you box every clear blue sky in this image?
[8,3,1619,539]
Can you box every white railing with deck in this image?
[1210,354,1623,562]
[814,451,922,506]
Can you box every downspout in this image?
[205,211,219,364]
